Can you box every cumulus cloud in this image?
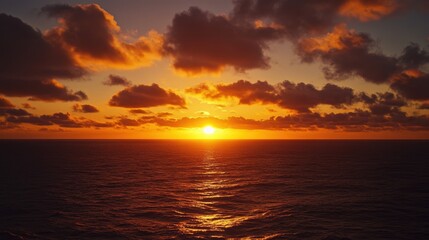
[358,92,406,115]
[163,7,275,75]
[0,13,88,101]
[42,4,163,69]
[277,81,354,112]
[164,0,397,75]
[390,70,429,100]
[104,74,132,86]
[72,104,99,113]
[398,43,429,69]
[187,80,354,112]
[231,0,400,39]
[109,84,186,108]
[297,24,399,84]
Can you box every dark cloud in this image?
[0,96,14,108]
[297,28,429,100]
[104,74,132,86]
[277,81,354,112]
[0,13,85,80]
[72,104,99,113]
[115,117,142,127]
[358,92,407,115]
[0,79,87,102]
[231,0,343,39]
[164,7,273,74]
[231,0,400,39]
[187,80,277,104]
[390,71,429,100]
[187,80,354,112]
[0,96,32,117]
[0,108,31,117]
[231,1,411,87]
[42,4,163,69]
[129,109,152,115]
[297,25,399,84]
[6,112,113,128]
[109,84,186,108]
[398,43,429,69]
[164,1,401,75]
[0,13,88,101]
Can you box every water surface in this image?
[1,140,428,239]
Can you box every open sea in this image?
[0,140,428,240]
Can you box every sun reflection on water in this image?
[177,146,255,236]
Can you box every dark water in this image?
[0,140,428,240]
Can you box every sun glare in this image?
[203,126,215,135]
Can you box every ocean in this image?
[0,140,428,239]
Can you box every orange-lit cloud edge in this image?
[1,1,429,139]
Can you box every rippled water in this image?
[1,140,428,239]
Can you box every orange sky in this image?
[0,0,428,139]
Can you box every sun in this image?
[203,125,215,135]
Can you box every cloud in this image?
[2,106,428,132]
[6,112,112,128]
[398,43,429,69]
[0,99,31,118]
[109,84,186,108]
[187,80,354,112]
[0,108,31,117]
[187,80,277,104]
[0,13,88,101]
[115,117,142,127]
[42,4,163,69]
[232,0,343,39]
[358,92,406,115]
[164,1,401,75]
[104,74,132,86]
[297,24,399,84]
[22,103,36,109]
[149,109,429,131]
[277,81,354,112]
[296,26,429,100]
[390,70,429,100]
[164,7,274,75]
[0,79,88,102]
[231,0,400,39]
[338,0,400,21]
[0,96,31,117]
[72,104,99,113]
[419,103,429,109]
[129,109,152,115]
[0,96,14,108]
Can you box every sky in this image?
[0,0,428,139]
